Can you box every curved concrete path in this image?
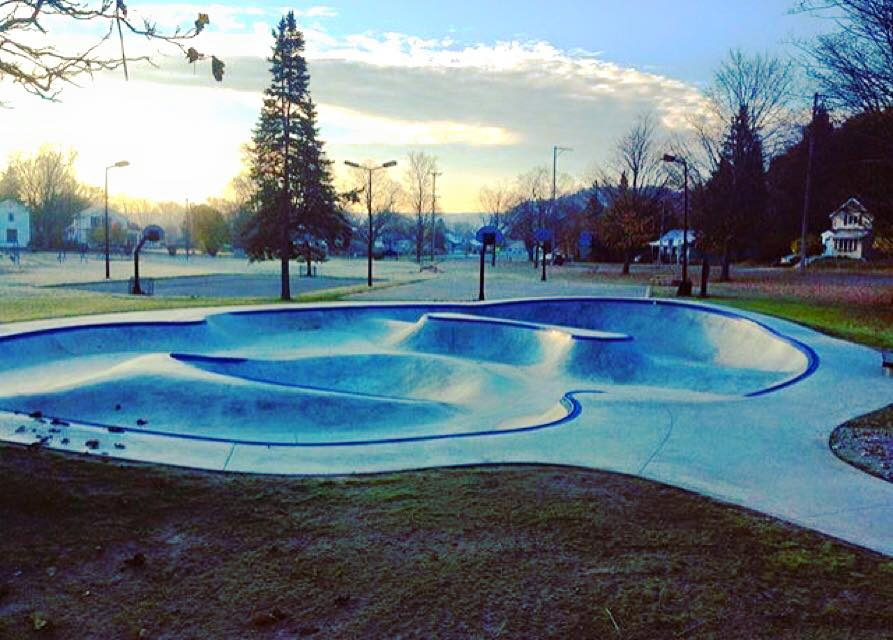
[1,298,892,557]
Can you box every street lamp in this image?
[662,154,692,297]
[104,160,130,279]
[542,145,572,282]
[344,159,397,287]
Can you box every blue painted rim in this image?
[2,390,601,448]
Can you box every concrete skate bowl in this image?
[0,298,817,449]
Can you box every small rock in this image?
[136,418,149,426]
[115,404,123,411]
[14,426,26,434]
[28,436,50,449]
[27,411,43,419]
[85,439,100,450]
[61,438,70,445]
[108,426,125,433]
[114,443,126,450]
[333,594,351,607]
[123,552,146,569]
[50,418,69,426]
[27,610,50,631]
[250,608,288,627]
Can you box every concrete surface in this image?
[1,297,892,557]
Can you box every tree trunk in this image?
[306,248,312,278]
[280,253,291,300]
[533,243,539,269]
[720,240,731,282]
[491,243,497,267]
[622,250,631,275]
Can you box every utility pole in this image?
[799,93,820,272]
[184,198,191,261]
[543,146,572,282]
[430,170,442,263]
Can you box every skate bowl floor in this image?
[1,297,892,556]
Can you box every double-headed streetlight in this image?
[541,145,572,282]
[344,159,397,287]
[662,154,692,297]
[104,160,130,279]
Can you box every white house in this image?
[649,229,696,264]
[66,206,139,248]
[822,198,873,260]
[0,199,30,249]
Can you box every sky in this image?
[0,1,826,212]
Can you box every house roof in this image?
[829,197,872,220]
[654,229,696,245]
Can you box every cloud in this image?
[0,17,710,211]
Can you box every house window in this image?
[6,229,17,244]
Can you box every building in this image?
[0,199,30,249]
[649,229,696,264]
[821,198,873,260]
[66,206,140,248]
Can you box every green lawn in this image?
[710,296,893,350]
[2,448,892,639]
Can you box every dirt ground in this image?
[2,446,893,640]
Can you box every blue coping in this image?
[1,390,601,448]
[0,298,820,449]
[420,312,632,342]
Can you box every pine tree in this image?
[695,105,767,280]
[244,12,342,300]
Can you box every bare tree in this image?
[6,146,88,248]
[594,118,670,272]
[404,151,437,263]
[696,50,796,163]
[479,179,517,265]
[507,166,551,265]
[796,0,893,112]
[348,164,403,255]
[1,1,222,102]
[614,114,665,192]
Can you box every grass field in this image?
[710,296,893,350]
[2,448,893,639]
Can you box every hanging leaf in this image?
[185,47,203,63]
[195,13,210,34]
[116,0,128,18]
[211,56,225,82]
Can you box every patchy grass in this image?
[831,404,893,484]
[708,296,893,350]
[1,448,893,639]
[0,285,374,324]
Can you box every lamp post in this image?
[543,145,572,281]
[104,160,130,279]
[662,154,691,297]
[430,170,442,263]
[344,160,397,287]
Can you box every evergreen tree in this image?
[244,12,342,299]
[695,105,767,280]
